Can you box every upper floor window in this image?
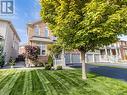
[34,25,40,36]
[44,27,49,37]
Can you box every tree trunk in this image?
[80,51,87,80]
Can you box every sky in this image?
[0,0,41,44]
[0,0,127,44]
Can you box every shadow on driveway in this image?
[87,65,127,81]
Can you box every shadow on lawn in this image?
[69,64,127,81]
[88,66,127,81]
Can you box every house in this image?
[27,20,54,63]
[19,43,27,55]
[0,19,20,64]
[65,40,127,65]
[27,20,127,66]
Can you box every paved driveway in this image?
[87,64,127,81]
[2,61,25,69]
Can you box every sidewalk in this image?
[2,61,25,69]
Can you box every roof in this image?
[30,36,53,44]
[0,19,21,42]
[119,40,127,42]
[27,19,42,25]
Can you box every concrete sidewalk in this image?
[2,61,25,69]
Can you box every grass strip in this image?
[36,70,54,95]
[31,70,46,95]
[41,70,69,95]
[23,70,33,95]
[37,69,58,95]
[9,70,25,95]
[0,70,21,95]
[0,70,16,90]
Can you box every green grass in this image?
[0,69,127,95]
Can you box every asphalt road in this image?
[86,64,127,81]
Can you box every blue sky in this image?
[0,0,41,44]
[0,0,127,44]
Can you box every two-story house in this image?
[27,20,54,63]
[27,20,127,66]
[0,19,20,64]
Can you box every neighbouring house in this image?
[27,20,54,63]
[19,43,27,55]
[64,40,127,66]
[27,20,127,67]
[0,19,20,64]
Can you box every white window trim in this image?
[45,27,49,37]
[39,44,47,56]
[34,25,41,36]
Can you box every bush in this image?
[48,55,53,66]
[9,57,16,66]
[0,46,4,68]
[56,66,62,70]
[45,64,51,70]
[37,61,45,67]
[0,55,4,68]
[25,45,40,61]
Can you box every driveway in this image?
[69,63,127,81]
[2,61,25,69]
[87,64,127,81]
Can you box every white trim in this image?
[39,44,47,56]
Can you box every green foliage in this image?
[56,65,62,70]
[38,61,46,67]
[45,64,52,70]
[48,43,62,57]
[9,57,15,66]
[0,45,4,67]
[48,55,53,66]
[40,0,127,53]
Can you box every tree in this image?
[40,0,127,79]
[25,45,40,66]
[47,43,62,58]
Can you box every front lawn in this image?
[0,69,127,95]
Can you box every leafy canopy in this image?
[40,0,127,53]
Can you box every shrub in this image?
[9,57,16,66]
[45,64,51,70]
[0,55,4,68]
[56,66,62,70]
[0,46,4,68]
[48,55,53,66]
[25,45,40,61]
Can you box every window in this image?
[44,27,49,37]
[40,44,47,56]
[34,25,40,36]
